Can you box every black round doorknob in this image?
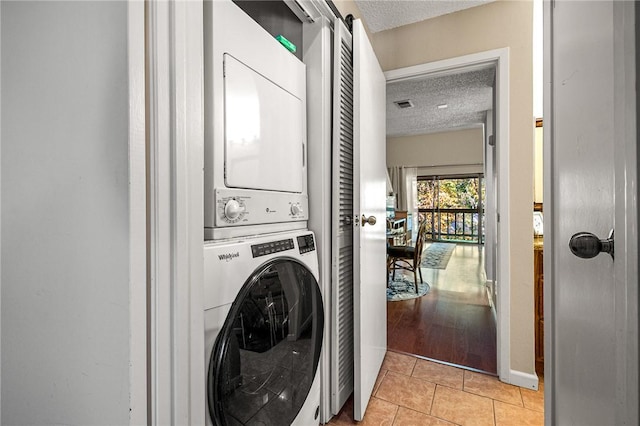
[569,230,614,260]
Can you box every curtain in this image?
[387,166,405,210]
[387,166,417,212]
[388,166,418,241]
[404,168,418,241]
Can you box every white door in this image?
[546,1,638,424]
[352,19,387,421]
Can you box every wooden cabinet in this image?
[534,238,544,376]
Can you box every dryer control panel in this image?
[215,189,308,227]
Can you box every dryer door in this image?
[208,258,324,426]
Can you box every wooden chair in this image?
[387,220,428,293]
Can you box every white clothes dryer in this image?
[204,230,323,426]
[204,0,309,241]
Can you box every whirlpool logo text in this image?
[218,252,240,262]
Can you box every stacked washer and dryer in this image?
[203,1,324,425]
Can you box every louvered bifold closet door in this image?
[330,17,354,415]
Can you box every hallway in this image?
[387,244,496,373]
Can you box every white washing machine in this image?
[204,230,323,425]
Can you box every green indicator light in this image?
[276,35,297,54]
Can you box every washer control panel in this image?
[215,189,308,227]
[297,234,316,254]
[251,238,294,258]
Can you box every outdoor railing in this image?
[418,208,484,244]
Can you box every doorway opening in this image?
[388,173,495,373]
[385,48,510,378]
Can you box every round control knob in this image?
[291,204,303,216]
[224,199,243,220]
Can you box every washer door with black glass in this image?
[208,258,324,426]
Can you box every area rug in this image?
[420,242,456,269]
[387,276,430,301]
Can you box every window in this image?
[417,175,485,243]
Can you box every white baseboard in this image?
[505,369,539,390]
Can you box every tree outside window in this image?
[417,175,484,243]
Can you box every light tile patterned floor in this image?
[328,351,544,426]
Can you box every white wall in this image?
[387,128,484,175]
[2,2,134,423]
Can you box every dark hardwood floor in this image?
[387,243,497,373]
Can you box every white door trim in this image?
[127,1,147,424]
[146,1,205,423]
[384,47,516,385]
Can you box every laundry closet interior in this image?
[202,1,379,425]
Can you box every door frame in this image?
[146,0,205,423]
[127,1,147,424]
[384,48,515,384]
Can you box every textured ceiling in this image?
[354,0,496,33]
[350,0,498,137]
[387,67,495,138]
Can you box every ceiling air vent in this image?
[393,99,414,109]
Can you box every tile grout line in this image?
[428,383,436,415]
[462,369,468,392]
[390,401,400,426]
[462,370,527,408]
[374,369,388,397]
[461,388,524,407]
[492,399,497,426]
[428,385,470,426]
